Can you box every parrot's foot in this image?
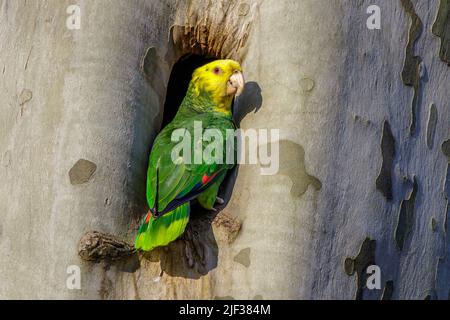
[208,197,224,212]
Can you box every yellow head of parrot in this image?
[190,59,245,114]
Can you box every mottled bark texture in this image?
[1,0,450,299]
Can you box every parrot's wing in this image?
[155,169,227,216]
[146,116,234,217]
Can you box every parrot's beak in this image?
[227,71,245,97]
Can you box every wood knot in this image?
[78,231,136,262]
[212,211,241,244]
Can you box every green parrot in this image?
[135,59,245,251]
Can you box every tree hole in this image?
[161,54,216,127]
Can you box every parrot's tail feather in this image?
[135,203,190,252]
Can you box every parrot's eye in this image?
[213,67,222,75]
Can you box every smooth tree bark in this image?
[0,0,449,299]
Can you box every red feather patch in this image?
[202,172,218,185]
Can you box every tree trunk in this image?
[0,0,449,299]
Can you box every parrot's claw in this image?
[210,207,218,212]
[216,197,225,205]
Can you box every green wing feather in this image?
[197,171,227,209]
[146,112,235,212]
[135,108,235,252]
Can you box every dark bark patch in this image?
[381,280,394,300]
[445,164,450,200]
[233,247,251,267]
[276,140,322,198]
[118,254,141,273]
[344,237,376,300]
[445,203,449,233]
[344,257,355,275]
[395,177,418,251]
[431,217,438,232]
[19,89,32,106]
[253,294,263,300]
[426,104,438,149]
[444,165,450,232]
[424,290,437,300]
[442,139,450,160]
[432,0,450,65]
[69,159,97,185]
[214,296,235,300]
[353,113,372,127]
[376,121,396,201]
[400,0,423,135]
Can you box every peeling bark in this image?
[400,0,423,135]
[432,0,450,65]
